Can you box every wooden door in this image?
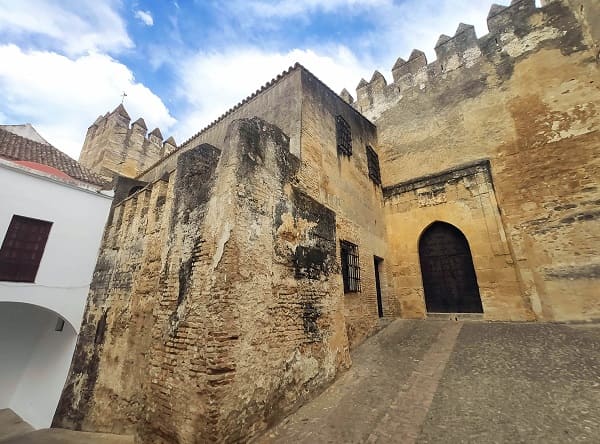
[419,222,483,313]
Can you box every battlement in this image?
[80,104,178,179]
[86,105,177,156]
[350,0,589,119]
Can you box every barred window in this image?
[340,240,361,293]
[366,145,381,185]
[0,215,52,282]
[336,115,352,156]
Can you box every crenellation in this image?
[132,117,147,131]
[487,0,537,35]
[53,1,599,441]
[79,107,168,180]
[340,88,354,104]
[353,0,584,121]
[163,136,177,156]
[369,70,387,94]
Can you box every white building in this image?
[0,126,112,429]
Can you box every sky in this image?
[0,0,516,159]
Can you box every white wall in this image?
[0,161,112,428]
[0,162,112,330]
[0,302,77,429]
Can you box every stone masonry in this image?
[63,0,599,442]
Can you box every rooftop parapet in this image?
[132,118,147,130]
[352,0,586,119]
[435,23,481,73]
[163,136,177,156]
[487,0,536,34]
[340,88,354,104]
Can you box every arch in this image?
[0,300,76,331]
[418,221,483,313]
[0,298,78,332]
[0,301,77,429]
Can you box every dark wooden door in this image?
[419,222,483,313]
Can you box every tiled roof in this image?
[0,123,50,145]
[0,127,107,187]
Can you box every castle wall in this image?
[137,68,303,183]
[54,116,355,443]
[356,0,600,321]
[298,69,387,345]
[383,161,533,320]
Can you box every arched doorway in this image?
[0,302,77,429]
[419,222,483,313]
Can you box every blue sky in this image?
[0,0,514,158]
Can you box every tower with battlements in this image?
[79,104,177,180]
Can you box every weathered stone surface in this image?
[79,105,170,180]
[54,1,598,441]
[357,0,599,322]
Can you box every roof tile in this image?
[0,128,107,187]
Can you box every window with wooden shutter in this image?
[0,215,52,282]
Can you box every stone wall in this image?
[298,69,387,346]
[54,117,354,442]
[353,0,600,321]
[383,161,533,320]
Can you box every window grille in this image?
[340,240,361,293]
[336,115,352,156]
[0,215,52,282]
[366,145,382,185]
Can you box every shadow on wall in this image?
[0,302,77,429]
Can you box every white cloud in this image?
[171,1,511,141]
[134,10,154,26]
[0,44,176,159]
[225,0,510,85]
[241,0,389,18]
[174,46,373,142]
[372,0,510,64]
[0,0,132,55]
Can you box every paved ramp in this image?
[0,409,133,444]
[259,320,600,443]
[0,410,34,442]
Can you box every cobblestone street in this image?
[258,320,600,444]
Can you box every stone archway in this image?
[418,222,483,313]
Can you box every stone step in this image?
[426,312,484,321]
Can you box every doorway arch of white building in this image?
[0,301,78,429]
[0,291,82,333]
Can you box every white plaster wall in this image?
[0,162,112,428]
[0,163,112,330]
[0,302,77,429]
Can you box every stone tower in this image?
[79,104,177,180]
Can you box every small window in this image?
[340,240,361,293]
[0,215,52,282]
[336,115,352,156]
[366,145,381,185]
